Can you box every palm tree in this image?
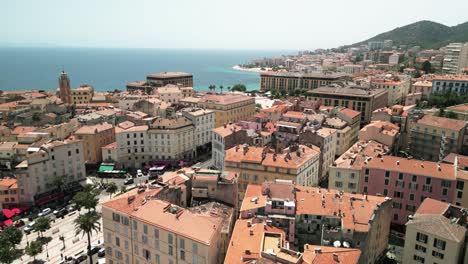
[73,184,100,213]
[106,182,118,198]
[227,86,231,93]
[25,241,43,263]
[75,211,101,264]
[219,85,224,94]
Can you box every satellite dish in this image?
[333,241,341,247]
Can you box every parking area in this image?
[13,190,112,264]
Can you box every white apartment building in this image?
[15,139,86,205]
[114,121,150,168]
[156,85,183,104]
[443,42,468,74]
[148,117,196,160]
[181,108,214,148]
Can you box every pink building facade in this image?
[360,165,456,225]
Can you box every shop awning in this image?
[98,164,114,173]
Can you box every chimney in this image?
[249,230,254,236]
[396,160,400,165]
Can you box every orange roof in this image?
[11,126,36,135]
[225,218,286,264]
[240,185,267,212]
[102,142,117,149]
[416,198,449,215]
[417,115,466,131]
[283,111,305,119]
[339,108,360,119]
[295,186,388,232]
[212,124,243,137]
[74,123,114,135]
[302,245,361,264]
[0,178,17,188]
[365,155,456,180]
[432,75,468,82]
[225,145,320,170]
[103,188,225,245]
[199,94,253,105]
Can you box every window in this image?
[394,191,403,198]
[385,171,390,177]
[383,189,388,196]
[433,238,446,250]
[335,181,343,188]
[143,249,151,260]
[181,250,185,260]
[422,185,432,193]
[154,240,160,250]
[442,188,448,196]
[133,221,138,230]
[432,250,444,259]
[457,191,463,199]
[365,168,369,175]
[457,180,464,190]
[412,175,417,182]
[168,234,173,244]
[393,214,398,221]
[112,213,121,222]
[143,225,148,234]
[398,173,404,180]
[180,238,185,249]
[154,229,159,239]
[413,255,425,263]
[396,180,405,188]
[364,176,368,183]
[416,232,428,243]
[142,235,148,244]
[425,178,431,185]
[336,172,341,178]
[384,179,389,185]
[415,244,426,253]
[348,183,356,189]
[155,254,160,264]
[410,194,415,200]
[406,204,416,212]
[168,245,173,256]
[363,186,368,193]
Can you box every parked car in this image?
[136,169,143,177]
[38,208,52,217]
[97,248,106,258]
[89,245,101,255]
[67,205,77,212]
[24,221,35,234]
[123,178,134,185]
[73,251,87,263]
[55,208,69,218]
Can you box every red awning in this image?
[2,209,14,219]
[3,219,13,226]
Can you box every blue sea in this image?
[0,47,291,92]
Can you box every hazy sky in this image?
[2,0,467,50]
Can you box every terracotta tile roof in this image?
[240,184,267,212]
[417,115,466,131]
[212,124,243,137]
[443,153,468,169]
[225,145,320,170]
[0,178,17,188]
[339,108,361,119]
[11,126,37,135]
[432,75,468,82]
[295,186,388,232]
[364,155,456,180]
[333,141,389,170]
[302,245,361,264]
[225,218,286,264]
[74,123,114,135]
[447,103,468,113]
[102,142,117,149]
[457,170,468,181]
[416,198,449,215]
[283,111,306,119]
[103,188,225,245]
[199,94,253,105]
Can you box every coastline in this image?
[232,65,271,73]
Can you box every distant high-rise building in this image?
[443,43,468,74]
[368,41,384,51]
[383,39,393,49]
[58,70,71,104]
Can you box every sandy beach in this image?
[232,65,271,73]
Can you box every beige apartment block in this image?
[329,140,389,194]
[114,121,149,168]
[15,139,86,205]
[403,198,467,264]
[102,188,233,264]
[74,122,115,165]
[224,144,320,204]
[71,85,94,105]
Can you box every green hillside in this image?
[349,20,468,49]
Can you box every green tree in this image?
[106,182,118,198]
[120,185,127,194]
[231,84,247,92]
[25,241,43,262]
[75,211,101,264]
[35,217,51,238]
[219,85,224,94]
[226,86,231,92]
[73,184,100,213]
[422,60,433,74]
[208,85,216,92]
[0,226,23,245]
[0,226,23,264]
[32,112,41,122]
